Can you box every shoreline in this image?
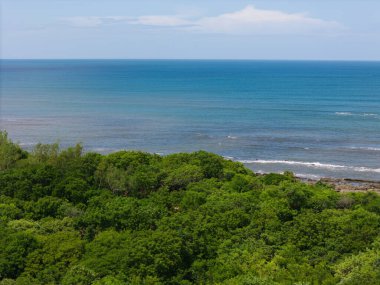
[7,138,380,192]
[254,172,380,193]
[297,176,380,193]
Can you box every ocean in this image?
[1,60,380,180]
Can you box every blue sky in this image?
[1,0,380,60]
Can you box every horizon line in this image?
[1,58,380,62]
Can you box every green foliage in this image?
[31,143,59,164]
[223,173,261,193]
[164,164,204,190]
[0,201,22,222]
[23,196,64,219]
[77,195,168,235]
[0,132,379,284]
[261,172,292,185]
[61,265,98,285]
[0,225,37,280]
[221,274,278,285]
[334,242,380,285]
[81,229,189,283]
[20,231,84,283]
[0,131,27,171]
[192,150,224,179]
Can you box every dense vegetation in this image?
[0,131,379,284]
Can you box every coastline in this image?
[9,141,380,189]
[253,170,380,193]
[3,60,380,183]
[297,176,380,193]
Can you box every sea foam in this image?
[348,146,380,152]
[239,159,380,173]
[335,112,380,119]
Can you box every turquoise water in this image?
[1,60,380,180]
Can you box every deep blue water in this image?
[1,60,380,180]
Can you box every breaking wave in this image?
[347,146,380,152]
[334,112,380,119]
[239,159,380,173]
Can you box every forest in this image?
[0,131,379,284]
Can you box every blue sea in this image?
[1,60,380,180]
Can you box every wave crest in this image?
[334,112,380,119]
[348,146,380,152]
[239,159,380,173]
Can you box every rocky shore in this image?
[300,177,380,193]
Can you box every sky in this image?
[1,0,380,60]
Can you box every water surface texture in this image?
[1,60,380,180]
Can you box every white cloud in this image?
[129,16,191,27]
[61,16,127,27]
[62,5,345,34]
[191,5,344,35]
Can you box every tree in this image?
[0,226,37,280]
[0,131,26,170]
[164,164,203,190]
[21,231,84,284]
[334,247,380,284]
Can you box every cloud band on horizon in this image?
[62,5,345,35]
